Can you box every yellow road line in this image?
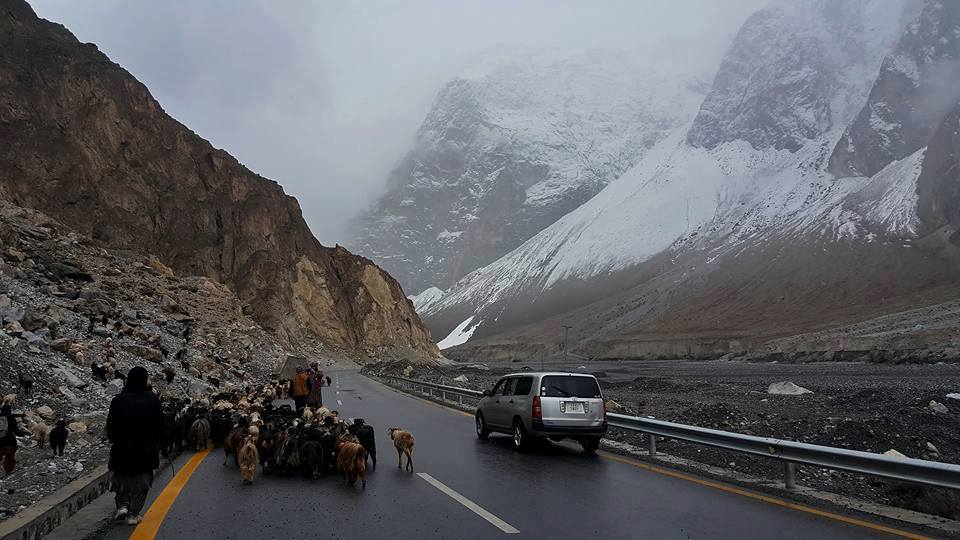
[599,452,929,540]
[371,375,930,540]
[130,448,211,540]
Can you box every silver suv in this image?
[475,372,607,453]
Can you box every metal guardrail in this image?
[383,375,960,491]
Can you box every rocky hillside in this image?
[0,0,437,362]
[352,50,706,293]
[0,199,295,520]
[420,0,960,361]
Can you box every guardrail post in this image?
[442,390,447,402]
[458,395,463,407]
[784,462,796,489]
[648,434,657,456]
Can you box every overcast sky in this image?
[31,0,766,245]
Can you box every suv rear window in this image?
[540,376,601,398]
[513,376,533,396]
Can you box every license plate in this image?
[563,401,584,414]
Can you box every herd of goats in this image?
[162,380,415,488]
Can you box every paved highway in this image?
[96,371,911,539]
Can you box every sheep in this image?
[189,418,211,451]
[237,435,259,485]
[30,422,50,449]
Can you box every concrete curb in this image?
[0,465,110,540]
[0,452,183,540]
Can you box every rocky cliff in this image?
[0,0,438,361]
[830,0,960,177]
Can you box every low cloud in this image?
[31,0,765,244]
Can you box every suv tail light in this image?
[532,395,542,420]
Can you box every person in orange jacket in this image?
[289,366,311,411]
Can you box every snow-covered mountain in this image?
[421,0,960,358]
[351,50,709,294]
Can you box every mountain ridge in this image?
[419,0,960,360]
[0,0,438,362]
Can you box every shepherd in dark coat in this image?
[106,366,164,525]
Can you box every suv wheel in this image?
[512,419,527,450]
[475,412,490,440]
[581,436,601,455]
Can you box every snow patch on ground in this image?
[767,382,814,395]
[437,316,479,350]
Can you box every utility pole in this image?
[561,324,573,363]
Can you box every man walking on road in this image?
[307,362,332,408]
[0,404,27,477]
[290,366,311,411]
[106,366,164,525]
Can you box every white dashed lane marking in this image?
[417,473,519,534]
[337,399,342,406]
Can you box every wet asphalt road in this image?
[99,371,891,539]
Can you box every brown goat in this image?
[223,426,245,466]
[388,428,415,472]
[336,439,367,488]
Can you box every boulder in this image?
[402,365,414,377]
[51,338,74,353]
[56,367,86,389]
[67,422,87,434]
[21,331,45,347]
[604,399,625,412]
[453,375,468,383]
[46,262,93,282]
[160,295,185,314]
[883,449,908,459]
[929,400,949,414]
[92,326,112,337]
[947,393,960,401]
[124,344,164,363]
[57,386,86,406]
[106,379,124,396]
[36,405,55,419]
[5,321,24,335]
[0,305,24,323]
[4,247,26,262]
[767,382,813,395]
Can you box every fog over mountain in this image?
[29,0,764,244]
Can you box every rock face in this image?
[352,51,704,293]
[0,0,437,360]
[829,0,960,177]
[688,0,916,152]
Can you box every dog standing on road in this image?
[388,427,415,472]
